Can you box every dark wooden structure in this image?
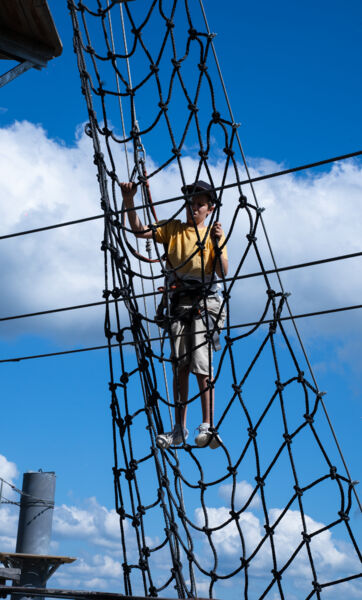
[0,0,62,87]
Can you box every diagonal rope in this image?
[198,0,362,512]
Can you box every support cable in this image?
[0,150,360,243]
[0,250,361,323]
[1,301,361,364]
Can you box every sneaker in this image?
[194,423,212,447]
[209,431,222,449]
[156,427,188,449]
[195,423,222,449]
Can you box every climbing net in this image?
[68,1,361,598]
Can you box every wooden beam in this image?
[0,568,20,582]
[0,0,62,63]
[0,586,208,600]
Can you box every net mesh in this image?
[68,1,361,598]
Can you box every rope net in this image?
[68,1,361,598]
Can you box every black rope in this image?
[64,1,362,598]
[1,300,361,361]
[1,250,361,323]
[0,151,360,243]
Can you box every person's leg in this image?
[174,365,190,428]
[196,373,214,426]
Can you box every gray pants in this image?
[170,296,226,376]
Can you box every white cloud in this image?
[0,454,18,483]
[194,504,360,590]
[53,496,123,549]
[0,121,361,352]
[219,480,261,510]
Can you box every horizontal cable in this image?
[0,250,360,323]
[0,150,360,242]
[1,302,361,364]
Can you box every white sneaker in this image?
[209,432,222,449]
[156,427,189,449]
[194,423,212,447]
[195,423,222,449]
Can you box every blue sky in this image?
[0,1,361,598]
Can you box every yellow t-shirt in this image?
[155,219,227,280]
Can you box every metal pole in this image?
[13,471,56,600]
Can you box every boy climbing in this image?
[120,180,228,449]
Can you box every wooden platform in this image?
[0,0,62,65]
[0,553,75,565]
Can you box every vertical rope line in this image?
[117,1,174,428]
[198,0,361,512]
[106,0,131,176]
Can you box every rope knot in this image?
[172,147,181,156]
[124,415,133,427]
[117,506,126,519]
[225,336,234,347]
[223,147,234,157]
[275,380,284,392]
[297,371,305,383]
[188,27,198,39]
[246,233,257,242]
[269,322,277,334]
[149,63,159,73]
[116,331,124,343]
[271,569,282,581]
[148,390,159,407]
[161,475,169,487]
[198,62,208,72]
[188,103,198,113]
[227,466,237,475]
[232,383,242,393]
[255,476,264,487]
[239,194,247,207]
[304,413,314,424]
[111,287,122,298]
[330,466,337,479]
[104,327,113,340]
[158,101,168,112]
[229,509,240,520]
[312,581,322,593]
[294,485,303,497]
[264,524,274,535]
[302,531,311,543]
[166,19,175,29]
[212,111,221,123]
[338,510,350,522]
[283,433,292,445]
[120,372,129,384]
[171,58,181,69]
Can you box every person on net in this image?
[121,180,228,449]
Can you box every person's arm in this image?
[211,221,228,277]
[121,182,153,239]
